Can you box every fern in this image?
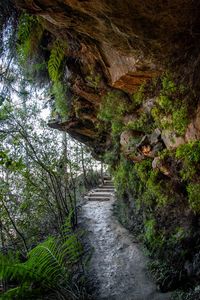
[17,13,37,43]
[48,39,68,118]
[52,81,68,117]
[0,217,83,299]
[48,39,66,82]
[17,13,44,65]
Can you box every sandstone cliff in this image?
[14,1,200,295]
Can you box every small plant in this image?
[176,141,200,180]
[151,75,189,136]
[132,84,145,108]
[125,112,150,132]
[172,105,188,136]
[134,159,152,183]
[187,183,200,213]
[176,141,200,163]
[98,91,129,136]
[98,91,128,122]
[86,71,101,89]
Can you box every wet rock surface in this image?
[80,182,171,300]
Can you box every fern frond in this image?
[0,216,83,299]
[48,39,67,82]
[17,13,44,65]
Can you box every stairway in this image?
[81,177,171,300]
[85,177,115,202]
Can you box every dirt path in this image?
[81,181,171,300]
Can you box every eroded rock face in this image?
[16,0,200,156]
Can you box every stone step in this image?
[94,189,115,193]
[98,186,115,190]
[88,192,112,197]
[87,196,110,201]
[101,186,115,189]
[103,180,113,184]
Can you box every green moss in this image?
[176,141,200,180]
[146,171,169,206]
[134,159,152,183]
[176,141,200,163]
[111,120,124,136]
[131,84,145,108]
[161,75,177,94]
[125,112,151,132]
[187,183,200,213]
[52,81,67,118]
[98,91,128,122]
[151,75,189,136]
[172,106,188,136]
[98,91,129,136]
[113,157,140,197]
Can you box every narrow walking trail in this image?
[81,177,171,300]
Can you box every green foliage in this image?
[172,286,200,300]
[52,81,68,117]
[98,91,128,122]
[111,120,124,136]
[17,13,38,45]
[161,75,177,94]
[98,91,129,136]
[176,141,200,163]
[86,71,101,89]
[113,157,140,197]
[125,112,151,132]
[134,159,152,183]
[172,105,188,136]
[135,160,169,207]
[144,219,165,252]
[151,75,189,136]
[0,217,83,299]
[176,141,200,180]
[0,150,24,171]
[48,38,68,118]
[17,13,44,64]
[48,39,66,82]
[146,170,169,206]
[187,183,200,213]
[131,84,145,108]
